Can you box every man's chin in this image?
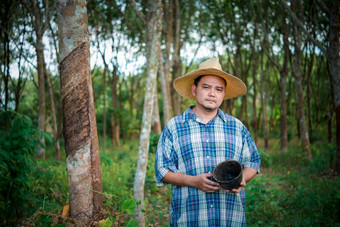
[202,105,217,112]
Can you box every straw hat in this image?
[173,58,247,100]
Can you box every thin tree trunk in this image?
[252,60,258,143]
[44,66,61,160]
[57,0,103,224]
[132,0,162,225]
[306,53,314,140]
[291,0,311,160]
[103,65,107,151]
[111,66,120,146]
[171,0,182,116]
[260,53,268,150]
[279,2,289,153]
[172,58,182,116]
[326,0,340,174]
[36,38,46,159]
[152,88,161,134]
[159,51,172,125]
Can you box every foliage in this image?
[149,133,161,154]
[0,111,39,224]
[257,147,272,168]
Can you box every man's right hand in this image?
[191,173,221,193]
[162,171,221,193]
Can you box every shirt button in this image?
[210,204,214,208]
[207,156,210,159]
[208,171,211,174]
[206,139,209,142]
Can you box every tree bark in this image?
[326,0,340,174]
[131,0,162,225]
[152,88,162,134]
[172,52,182,116]
[57,0,103,224]
[159,51,172,125]
[110,66,120,147]
[44,65,61,160]
[102,64,107,151]
[36,38,46,159]
[251,58,258,143]
[291,0,311,160]
[21,0,50,159]
[260,53,268,150]
[279,2,289,153]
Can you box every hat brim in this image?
[174,68,247,100]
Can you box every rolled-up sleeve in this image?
[241,126,261,172]
[155,125,179,186]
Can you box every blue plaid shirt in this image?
[155,107,261,227]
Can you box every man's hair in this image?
[193,75,227,87]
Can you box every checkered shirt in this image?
[155,107,261,227]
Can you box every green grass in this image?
[2,135,339,226]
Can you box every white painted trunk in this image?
[133,0,163,225]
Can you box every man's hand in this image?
[225,167,258,193]
[226,176,246,193]
[162,171,221,193]
[191,173,221,193]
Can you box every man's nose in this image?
[208,89,216,97]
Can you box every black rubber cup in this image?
[213,160,243,190]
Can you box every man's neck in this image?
[192,106,218,124]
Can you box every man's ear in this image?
[191,84,196,97]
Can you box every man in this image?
[155,57,261,226]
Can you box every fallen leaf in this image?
[62,204,69,218]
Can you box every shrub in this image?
[257,148,272,168]
[0,111,39,224]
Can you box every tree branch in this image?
[129,0,147,25]
[316,0,330,15]
[281,0,327,54]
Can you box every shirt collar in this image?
[182,106,228,123]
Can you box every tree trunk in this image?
[279,3,289,153]
[57,0,103,224]
[132,0,162,225]
[159,51,172,125]
[172,57,182,116]
[291,0,311,160]
[103,65,107,151]
[252,60,258,143]
[152,88,162,134]
[44,66,61,160]
[36,38,46,159]
[111,66,120,147]
[260,54,268,150]
[326,0,340,174]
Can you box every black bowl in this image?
[213,160,243,190]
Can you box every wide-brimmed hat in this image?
[173,58,247,100]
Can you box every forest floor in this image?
[4,138,339,226]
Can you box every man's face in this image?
[191,75,226,112]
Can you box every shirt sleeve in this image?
[154,125,179,186]
[241,126,261,172]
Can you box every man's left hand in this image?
[226,176,246,193]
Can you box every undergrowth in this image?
[0,113,339,226]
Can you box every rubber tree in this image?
[281,0,339,167]
[21,0,53,159]
[129,0,163,225]
[56,0,103,224]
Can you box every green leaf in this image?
[121,199,137,216]
[125,219,138,227]
[99,217,114,227]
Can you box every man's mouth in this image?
[205,99,216,103]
